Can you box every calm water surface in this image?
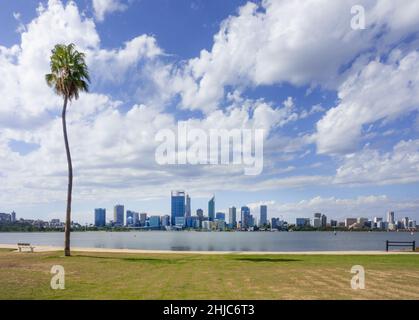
[0,231,418,251]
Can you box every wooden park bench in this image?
[17,243,35,253]
[386,240,416,252]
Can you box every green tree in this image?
[45,44,90,256]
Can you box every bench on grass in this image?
[386,240,416,252]
[17,243,35,253]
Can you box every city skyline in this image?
[1,1,419,224]
[2,188,416,231]
[1,190,418,227]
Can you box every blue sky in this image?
[1,0,419,224]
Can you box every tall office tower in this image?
[171,191,186,226]
[140,213,147,226]
[185,194,191,218]
[387,211,395,224]
[11,211,16,223]
[208,196,215,222]
[126,210,134,226]
[113,204,124,226]
[241,206,251,229]
[133,212,139,226]
[94,208,106,227]
[161,215,170,227]
[196,209,204,218]
[314,213,322,219]
[403,217,409,229]
[321,214,327,228]
[228,206,237,228]
[260,205,267,226]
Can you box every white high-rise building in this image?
[228,206,237,228]
[387,211,395,224]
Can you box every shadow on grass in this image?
[70,254,189,264]
[232,257,302,263]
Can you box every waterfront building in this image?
[216,212,225,221]
[271,217,280,229]
[94,208,106,227]
[196,208,204,218]
[126,210,134,226]
[241,206,251,229]
[202,220,211,230]
[216,220,226,231]
[140,213,147,226]
[161,215,170,227]
[321,214,327,228]
[171,191,186,226]
[185,194,191,218]
[149,216,161,228]
[403,217,409,229]
[260,205,267,226]
[387,211,395,224]
[133,212,139,226]
[175,216,185,227]
[330,219,337,227]
[208,196,215,222]
[113,204,124,226]
[0,212,11,223]
[228,207,237,229]
[11,211,16,223]
[357,217,368,227]
[186,216,200,229]
[312,217,321,228]
[296,218,310,228]
[345,218,357,228]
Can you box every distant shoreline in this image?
[0,229,414,233]
[1,244,418,255]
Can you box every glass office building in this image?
[208,196,215,222]
[94,208,106,227]
[171,191,185,226]
[113,204,124,226]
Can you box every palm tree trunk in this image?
[62,96,73,257]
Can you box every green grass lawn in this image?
[0,249,418,299]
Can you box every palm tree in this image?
[45,44,90,256]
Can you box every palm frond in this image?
[45,43,90,101]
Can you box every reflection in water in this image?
[0,231,417,251]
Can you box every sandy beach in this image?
[1,243,418,255]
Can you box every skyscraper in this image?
[133,212,139,226]
[126,210,134,226]
[208,196,215,222]
[228,206,237,228]
[185,194,191,218]
[94,208,106,227]
[260,205,267,226]
[171,191,185,226]
[241,206,251,229]
[11,211,16,223]
[321,214,327,228]
[113,204,124,226]
[387,211,395,224]
[196,209,204,218]
[140,213,147,226]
